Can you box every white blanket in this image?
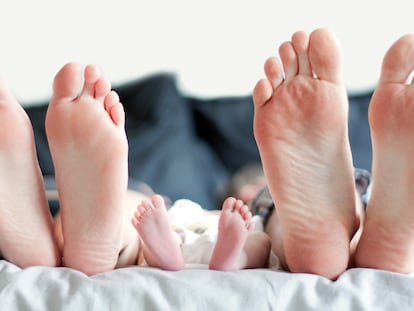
[1,260,413,310]
[1,199,413,310]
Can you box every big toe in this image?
[308,28,343,83]
[150,194,167,211]
[379,33,414,84]
[0,79,19,107]
[52,62,83,101]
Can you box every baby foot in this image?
[0,81,60,268]
[208,197,254,271]
[253,29,357,279]
[131,195,184,271]
[46,63,128,275]
[355,33,414,273]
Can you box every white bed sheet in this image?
[1,260,413,311]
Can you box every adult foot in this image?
[208,197,254,271]
[355,33,414,273]
[0,81,59,268]
[46,63,128,275]
[132,195,184,271]
[253,29,357,279]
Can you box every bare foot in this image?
[253,29,357,279]
[46,63,128,275]
[208,197,254,271]
[131,195,184,271]
[0,81,60,268]
[355,34,414,273]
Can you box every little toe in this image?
[253,79,274,108]
[131,217,139,228]
[104,91,125,128]
[245,221,255,231]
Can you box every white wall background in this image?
[0,0,413,104]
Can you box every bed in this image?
[1,73,413,310]
[1,261,413,310]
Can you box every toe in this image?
[264,57,284,89]
[142,200,154,212]
[253,79,273,108]
[235,199,244,209]
[131,216,139,228]
[221,197,236,212]
[133,209,143,226]
[137,204,146,215]
[150,194,166,210]
[240,205,251,221]
[94,77,111,100]
[82,65,101,97]
[245,221,255,231]
[52,62,83,101]
[104,91,125,128]
[279,41,298,81]
[308,28,343,83]
[292,31,312,76]
[0,80,17,104]
[379,33,414,84]
[104,91,120,111]
[234,200,244,213]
